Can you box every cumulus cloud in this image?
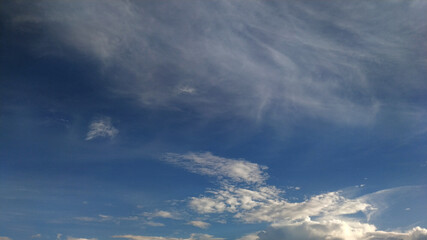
[159,152,427,240]
[255,223,427,240]
[113,234,223,240]
[7,0,426,126]
[85,117,118,140]
[164,152,268,184]
[187,220,210,229]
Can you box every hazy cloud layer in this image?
[8,0,427,126]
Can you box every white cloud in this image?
[57,234,62,240]
[237,233,260,240]
[145,221,165,227]
[164,152,268,184]
[145,210,179,219]
[67,237,97,240]
[85,117,118,140]
[161,152,427,240]
[255,222,427,240]
[113,234,223,240]
[187,220,210,229]
[0,237,12,240]
[10,1,427,126]
[31,234,41,238]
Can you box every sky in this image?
[1,0,427,240]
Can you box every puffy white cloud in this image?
[85,117,118,140]
[164,152,268,184]
[255,222,427,240]
[187,220,210,229]
[162,152,427,240]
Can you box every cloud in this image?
[164,152,268,184]
[160,152,427,239]
[31,234,41,238]
[189,183,372,223]
[113,234,223,240]
[74,214,113,222]
[85,117,118,140]
[144,210,179,220]
[67,237,97,240]
[255,223,427,240]
[0,237,12,240]
[237,233,260,240]
[187,220,210,229]
[8,0,426,127]
[145,221,165,227]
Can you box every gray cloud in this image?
[8,0,427,126]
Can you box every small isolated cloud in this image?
[188,220,210,229]
[113,234,223,240]
[67,237,97,240]
[145,210,179,219]
[0,237,12,240]
[164,152,268,184]
[74,214,113,222]
[85,117,118,140]
[57,234,62,240]
[31,234,41,238]
[145,221,165,227]
[177,86,196,94]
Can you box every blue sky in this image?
[1,1,427,240]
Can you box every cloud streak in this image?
[8,0,427,126]
[164,152,268,184]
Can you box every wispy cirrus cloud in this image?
[7,0,427,127]
[113,234,223,240]
[164,152,268,184]
[85,117,118,140]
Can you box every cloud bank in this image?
[168,152,427,240]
